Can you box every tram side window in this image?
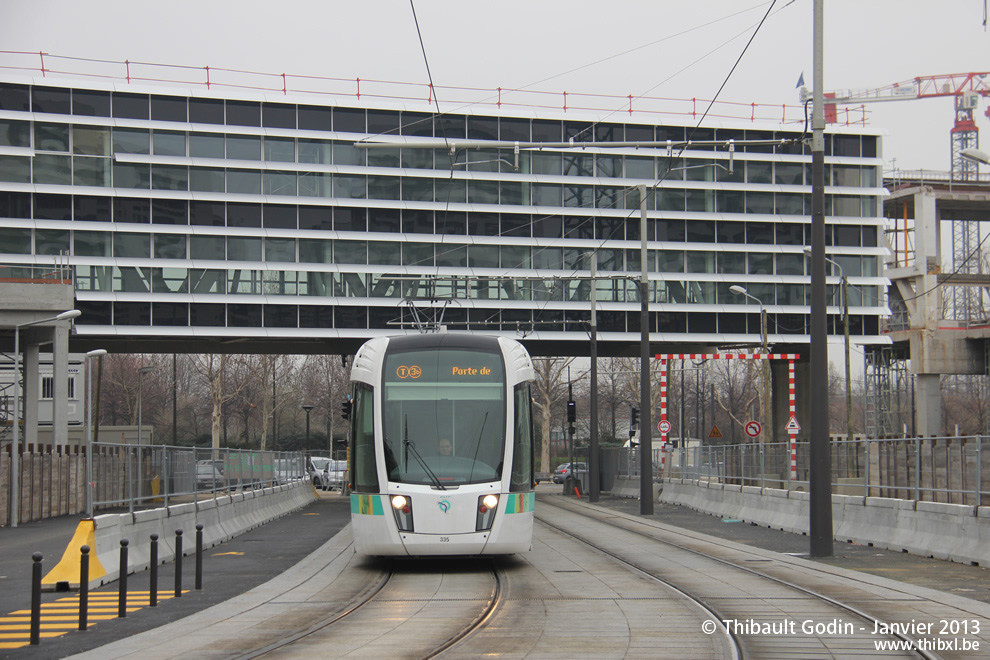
[510,383,534,492]
[351,384,379,493]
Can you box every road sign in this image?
[786,416,801,432]
[708,425,722,439]
[658,420,671,434]
[744,420,762,438]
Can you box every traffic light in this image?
[567,399,576,423]
[340,398,352,421]
[630,406,639,427]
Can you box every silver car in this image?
[322,460,347,491]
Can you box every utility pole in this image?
[809,0,834,557]
[589,252,600,502]
[638,184,653,515]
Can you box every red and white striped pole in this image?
[788,359,798,482]
[659,358,667,478]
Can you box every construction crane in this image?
[801,72,990,179]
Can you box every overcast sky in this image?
[2,1,987,170]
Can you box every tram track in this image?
[538,497,941,659]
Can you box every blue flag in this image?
[796,72,805,88]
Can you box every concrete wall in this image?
[660,478,990,566]
[44,481,317,590]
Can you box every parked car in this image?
[275,458,304,485]
[322,460,347,491]
[552,462,587,484]
[309,457,332,488]
[196,460,224,490]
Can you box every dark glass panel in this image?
[862,225,877,248]
[227,203,261,228]
[190,303,226,327]
[152,199,188,225]
[76,300,112,325]
[436,211,466,235]
[532,215,561,238]
[228,303,262,327]
[834,224,861,247]
[598,311,625,332]
[625,124,653,141]
[0,83,30,111]
[833,135,860,157]
[599,217,624,241]
[334,206,367,232]
[499,117,529,141]
[334,306,366,329]
[112,197,150,224]
[402,209,432,233]
[716,220,744,244]
[333,108,365,133]
[656,219,685,242]
[862,136,877,158]
[366,110,400,135]
[226,100,260,127]
[400,111,433,137]
[298,206,332,230]
[776,313,805,335]
[531,120,561,142]
[467,116,498,140]
[685,220,714,243]
[74,195,111,222]
[718,313,746,334]
[775,222,805,246]
[263,204,297,229]
[0,191,31,218]
[658,311,686,333]
[72,89,110,117]
[300,305,332,328]
[264,304,297,328]
[563,216,594,239]
[656,126,686,143]
[262,102,296,129]
[153,302,189,326]
[564,122,594,142]
[32,87,71,114]
[114,301,150,325]
[150,95,187,122]
[189,200,225,226]
[112,92,149,119]
[501,214,529,237]
[746,222,774,244]
[689,312,716,334]
[188,98,224,124]
[34,193,72,220]
[434,115,466,139]
[298,105,332,131]
[472,212,500,236]
[594,123,623,142]
[368,306,393,330]
[368,208,399,233]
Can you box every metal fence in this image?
[89,443,308,513]
[661,436,989,506]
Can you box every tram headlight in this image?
[390,495,414,532]
[476,493,499,531]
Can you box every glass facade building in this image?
[0,76,888,354]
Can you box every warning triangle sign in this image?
[786,416,801,432]
[708,424,723,439]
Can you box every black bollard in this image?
[174,529,183,598]
[149,534,159,607]
[79,545,90,631]
[117,539,129,618]
[195,524,203,591]
[30,552,42,645]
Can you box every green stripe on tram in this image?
[350,494,385,515]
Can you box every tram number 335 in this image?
[440,537,450,543]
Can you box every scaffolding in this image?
[864,346,911,437]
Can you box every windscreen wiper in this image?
[404,416,446,490]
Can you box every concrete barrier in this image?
[609,476,660,501]
[42,481,317,590]
[659,478,990,567]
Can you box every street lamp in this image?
[301,404,314,455]
[85,348,107,518]
[961,147,990,165]
[730,286,771,446]
[804,247,852,444]
[10,309,81,527]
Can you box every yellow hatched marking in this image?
[0,642,29,649]
[0,623,97,630]
[0,615,119,622]
[0,632,66,639]
[10,608,142,615]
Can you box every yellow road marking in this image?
[0,623,97,630]
[213,551,245,556]
[0,615,119,622]
[0,632,66,639]
[303,512,320,515]
[0,642,29,649]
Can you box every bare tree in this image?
[531,357,575,473]
[188,354,251,452]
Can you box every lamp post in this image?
[804,247,852,444]
[302,404,314,455]
[10,309,81,528]
[730,286,771,445]
[137,366,155,446]
[85,349,107,519]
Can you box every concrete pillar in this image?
[915,374,942,437]
[23,344,39,449]
[52,323,69,451]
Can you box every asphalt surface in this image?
[0,493,351,660]
[3,485,990,658]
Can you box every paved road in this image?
[0,493,351,659]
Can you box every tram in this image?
[348,333,536,556]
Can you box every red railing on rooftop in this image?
[0,49,870,127]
